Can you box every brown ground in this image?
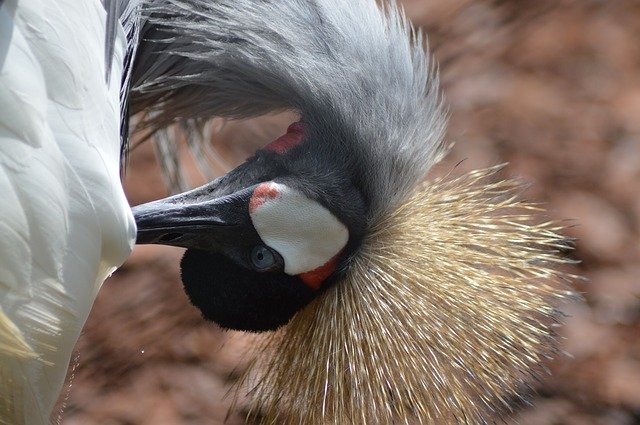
[59,1,640,424]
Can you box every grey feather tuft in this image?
[104,0,119,84]
[117,0,144,162]
[104,0,145,162]
[131,0,447,220]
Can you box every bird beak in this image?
[132,191,245,250]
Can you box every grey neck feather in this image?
[129,0,447,223]
[105,0,144,159]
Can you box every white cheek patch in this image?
[249,182,349,276]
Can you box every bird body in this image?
[0,0,135,423]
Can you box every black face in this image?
[181,249,315,331]
[133,125,368,333]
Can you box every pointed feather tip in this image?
[236,166,577,424]
[104,0,119,85]
[0,370,23,425]
[0,310,37,361]
[0,310,34,425]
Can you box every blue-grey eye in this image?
[251,245,276,270]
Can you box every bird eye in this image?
[250,245,277,271]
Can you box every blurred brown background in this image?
[59,1,640,424]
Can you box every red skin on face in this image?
[299,253,340,290]
[249,182,281,213]
[264,122,305,155]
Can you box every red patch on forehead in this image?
[249,182,281,213]
[264,122,305,154]
[299,253,341,290]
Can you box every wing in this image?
[0,0,135,423]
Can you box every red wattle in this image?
[299,253,340,290]
[264,122,305,154]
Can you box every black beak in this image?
[132,190,248,250]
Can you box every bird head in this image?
[129,0,446,335]
[127,0,576,423]
[133,121,368,331]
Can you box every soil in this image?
[59,1,640,424]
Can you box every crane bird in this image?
[0,0,573,424]
[0,0,136,423]
[131,1,574,423]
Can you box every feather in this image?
[104,0,119,84]
[0,311,36,360]
[0,1,135,422]
[117,0,143,162]
[130,0,447,220]
[241,166,576,424]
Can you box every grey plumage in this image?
[105,0,143,158]
[130,0,447,222]
[104,0,119,84]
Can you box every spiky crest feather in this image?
[241,166,575,424]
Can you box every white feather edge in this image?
[0,0,135,423]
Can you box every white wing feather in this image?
[0,0,135,423]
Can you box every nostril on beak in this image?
[159,233,183,242]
